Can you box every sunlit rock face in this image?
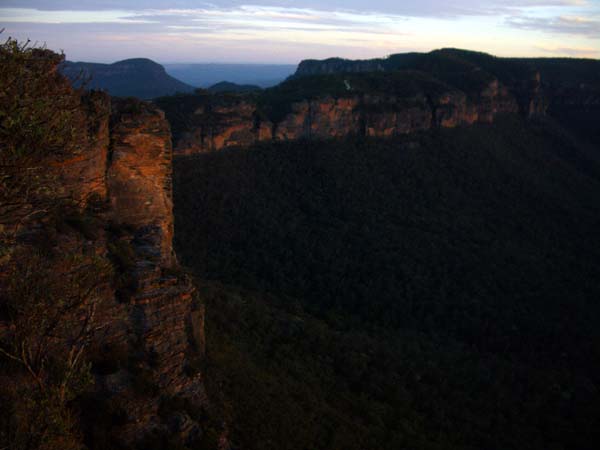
[477,79,520,122]
[165,49,575,156]
[308,97,362,138]
[97,99,206,445]
[272,97,362,140]
[4,73,208,445]
[108,100,175,266]
[51,91,111,204]
[175,98,273,154]
[170,78,531,155]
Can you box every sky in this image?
[1,1,599,64]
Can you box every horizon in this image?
[65,58,299,65]
[51,47,600,66]
[1,1,599,64]
[64,49,600,66]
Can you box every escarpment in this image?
[162,77,533,155]
[159,63,543,156]
[160,49,600,156]
[0,49,211,449]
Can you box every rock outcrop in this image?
[51,90,112,204]
[1,79,210,447]
[108,100,176,266]
[92,98,208,446]
[175,97,272,156]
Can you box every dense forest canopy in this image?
[174,115,600,450]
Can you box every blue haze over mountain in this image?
[61,58,195,99]
[162,64,297,88]
[60,58,297,98]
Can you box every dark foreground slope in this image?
[61,58,194,99]
[174,116,600,450]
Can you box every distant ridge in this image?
[294,48,600,86]
[208,81,262,93]
[155,47,600,155]
[163,63,296,88]
[61,58,195,99]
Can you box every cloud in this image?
[0,8,155,24]
[0,0,594,18]
[507,14,600,37]
[0,5,411,36]
[534,44,600,57]
[1,1,598,62]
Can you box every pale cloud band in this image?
[0,1,598,62]
[0,0,593,17]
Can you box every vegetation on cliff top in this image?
[0,38,88,245]
[155,68,455,134]
[0,38,114,450]
[297,47,600,87]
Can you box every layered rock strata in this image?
[170,77,529,155]
[96,99,207,445]
[2,90,209,447]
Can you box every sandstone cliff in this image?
[159,48,600,156]
[93,98,208,446]
[0,58,211,448]
[163,74,533,155]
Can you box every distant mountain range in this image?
[294,48,600,87]
[60,59,295,99]
[61,58,195,99]
[207,81,262,93]
[162,63,296,88]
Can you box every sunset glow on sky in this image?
[1,1,599,63]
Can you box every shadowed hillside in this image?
[174,115,600,450]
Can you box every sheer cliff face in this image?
[45,96,208,446]
[108,101,176,266]
[176,98,272,155]
[169,77,529,155]
[166,49,600,156]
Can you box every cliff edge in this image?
[158,48,600,156]
[0,42,215,449]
